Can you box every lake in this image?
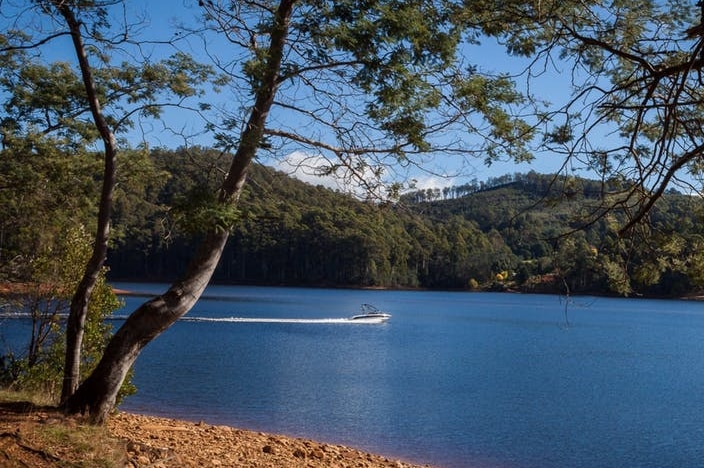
[6,284,704,467]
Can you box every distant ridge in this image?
[105,148,703,297]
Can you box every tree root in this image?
[0,430,63,463]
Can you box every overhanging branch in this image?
[619,142,704,236]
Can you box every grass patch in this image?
[0,388,56,406]
[35,423,125,467]
[0,389,127,467]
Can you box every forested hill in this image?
[107,148,704,297]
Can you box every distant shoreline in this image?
[107,280,704,302]
[1,280,701,302]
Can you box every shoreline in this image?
[109,411,434,468]
[0,398,433,467]
[1,280,701,301]
[109,280,704,301]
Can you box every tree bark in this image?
[63,0,296,423]
[53,1,118,403]
[64,230,229,422]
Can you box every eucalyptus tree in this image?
[0,0,218,403]
[60,0,547,422]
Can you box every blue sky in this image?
[14,0,577,190]
[136,1,578,185]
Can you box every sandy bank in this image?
[0,400,433,467]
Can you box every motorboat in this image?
[349,303,391,322]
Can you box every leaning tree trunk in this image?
[54,1,119,403]
[63,0,296,423]
[63,230,229,422]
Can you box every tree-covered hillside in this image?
[106,148,704,297]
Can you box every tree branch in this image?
[619,142,704,236]
[52,0,118,402]
[0,31,70,52]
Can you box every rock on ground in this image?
[108,412,432,468]
[0,400,433,468]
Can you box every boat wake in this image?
[170,316,388,324]
[0,312,386,324]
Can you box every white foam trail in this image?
[1,312,387,324]
[180,316,387,324]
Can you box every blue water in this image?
[6,285,704,467]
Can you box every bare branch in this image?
[619,143,704,235]
[0,31,69,52]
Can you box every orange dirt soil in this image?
[0,401,434,467]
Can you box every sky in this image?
[140,1,582,189]
[7,0,578,192]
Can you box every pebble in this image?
[262,444,275,454]
[104,412,431,468]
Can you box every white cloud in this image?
[270,151,380,196]
[270,151,460,200]
[271,151,342,190]
[410,174,456,191]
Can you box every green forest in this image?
[100,147,704,297]
[4,144,703,300]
